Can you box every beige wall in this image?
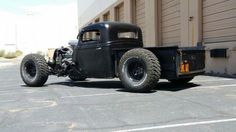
[202,0,236,76]
[78,0,118,28]
[79,0,236,76]
[205,42,236,76]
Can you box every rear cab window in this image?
[118,32,138,40]
[109,27,140,41]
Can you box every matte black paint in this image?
[73,22,205,80]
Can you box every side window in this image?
[81,30,101,43]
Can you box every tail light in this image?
[180,60,189,73]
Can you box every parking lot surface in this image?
[0,64,236,132]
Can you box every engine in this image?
[48,46,74,76]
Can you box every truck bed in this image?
[147,46,205,80]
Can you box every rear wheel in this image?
[168,77,193,84]
[20,54,49,87]
[118,48,161,92]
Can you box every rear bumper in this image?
[178,70,205,79]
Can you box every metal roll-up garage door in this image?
[103,12,110,21]
[203,0,236,44]
[135,0,146,44]
[161,0,181,46]
[116,3,124,22]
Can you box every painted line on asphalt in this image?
[61,92,123,99]
[196,84,236,89]
[192,78,235,83]
[115,118,236,132]
[8,100,57,113]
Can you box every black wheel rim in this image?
[124,58,147,82]
[24,60,36,78]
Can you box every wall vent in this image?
[210,48,228,58]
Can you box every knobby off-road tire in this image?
[168,77,193,85]
[20,54,49,87]
[118,48,161,92]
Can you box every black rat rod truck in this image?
[20,22,205,92]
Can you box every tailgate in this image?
[178,47,205,75]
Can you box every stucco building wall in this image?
[78,0,236,76]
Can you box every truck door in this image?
[74,30,112,78]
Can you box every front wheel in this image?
[20,54,49,87]
[118,48,161,92]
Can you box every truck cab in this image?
[73,22,143,78]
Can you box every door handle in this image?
[189,16,194,21]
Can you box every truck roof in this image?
[81,22,141,32]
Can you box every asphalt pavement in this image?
[0,63,236,132]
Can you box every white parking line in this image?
[197,84,236,89]
[61,92,123,99]
[115,118,236,132]
[8,100,58,113]
[193,78,235,83]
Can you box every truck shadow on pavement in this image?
[47,80,200,93]
[157,82,200,92]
